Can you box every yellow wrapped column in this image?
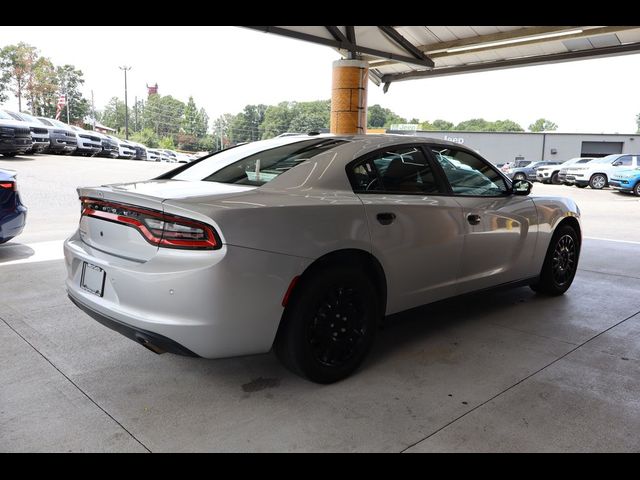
[330,59,368,135]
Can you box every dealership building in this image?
[388,129,640,165]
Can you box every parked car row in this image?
[499,154,640,196]
[0,109,198,163]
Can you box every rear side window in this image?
[350,146,442,194]
[174,138,346,186]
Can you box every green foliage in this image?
[212,113,235,150]
[529,118,558,132]
[230,104,268,143]
[0,42,37,110]
[56,64,89,123]
[454,118,523,132]
[367,104,407,128]
[100,97,129,133]
[260,100,330,139]
[129,128,159,148]
[27,57,57,117]
[182,96,199,136]
[432,119,454,130]
[158,136,175,149]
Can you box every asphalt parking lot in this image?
[1,153,639,452]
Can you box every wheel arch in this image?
[280,248,387,324]
[555,216,582,247]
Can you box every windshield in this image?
[172,137,347,186]
[0,110,19,121]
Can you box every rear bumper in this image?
[64,231,310,358]
[0,205,27,242]
[68,294,199,356]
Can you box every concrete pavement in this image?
[1,154,639,452]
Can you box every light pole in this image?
[119,66,131,139]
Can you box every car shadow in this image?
[0,156,36,162]
[365,285,541,368]
[0,242,35,263]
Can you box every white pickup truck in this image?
[565,153,640,189]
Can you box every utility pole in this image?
[134,95,138,132]
[66,80,71,125]
[119,66,132,139]
[91,90,96,130]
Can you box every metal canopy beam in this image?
[381,42,640,83]
[242,26,436,69]
[379,26,434,66]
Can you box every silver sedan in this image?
[64,134,582,383]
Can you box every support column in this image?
[330,59,368,135]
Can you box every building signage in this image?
[444,135,464,144]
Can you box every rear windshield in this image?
[171,137,347,186]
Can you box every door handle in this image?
[377,212,396,225]
[467,214,481,225]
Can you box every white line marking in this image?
[584,236,640,245]
[0,240,65,266]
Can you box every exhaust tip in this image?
[135,334,166,354]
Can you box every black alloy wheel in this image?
[531,224,580,295]
[275,265,379,383]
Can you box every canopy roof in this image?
[243,26,640,91]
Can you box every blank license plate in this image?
[81,262,106,297]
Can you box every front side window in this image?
[351,146,442,194]
[431,147,508,196]
[614,155,632,167]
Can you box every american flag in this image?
[55,94,66,120]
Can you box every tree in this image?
[229,104,267,143]
[182,96,199,136]
[261,102,295,138]
[130,128,159,148]
[56,64,89,123]
[454,118,492,131]
[195,107,209,139]
[142,94,185,138]
[529,118,558,132]
[100,97,129,132]
[26,57,57,117]
[0,42,37,111]
[432,119,454,130]
[212,113,235,150]
[367,104,406,128]
[491,119,524,132]
[158,136,175,149]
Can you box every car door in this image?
[428,146,539,294]
[350,145,465,314]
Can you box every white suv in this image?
[565,154,640,189]
[536,157,595,185]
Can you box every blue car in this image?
[0,169,27,244]
[609,168,640,196]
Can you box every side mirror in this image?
[512,180,532,196]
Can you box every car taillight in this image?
[80,197,220,250]
[0,181,16,191]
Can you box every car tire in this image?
[589,173,607,189]
[550,172,561,185]
[275,264,379,384]
[2,152,17,157]
[513,173,527,182]
[530,224,580,296]
[634,182,640,197]
[576,184,588,188]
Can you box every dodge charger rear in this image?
[65,135,582,383]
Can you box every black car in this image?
[0,119,33,157]
[35,117,77,154]
[1,110,50,154]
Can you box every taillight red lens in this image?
[80,197,220,250]
[0,182,15,191]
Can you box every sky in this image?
[1,25,639,133]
